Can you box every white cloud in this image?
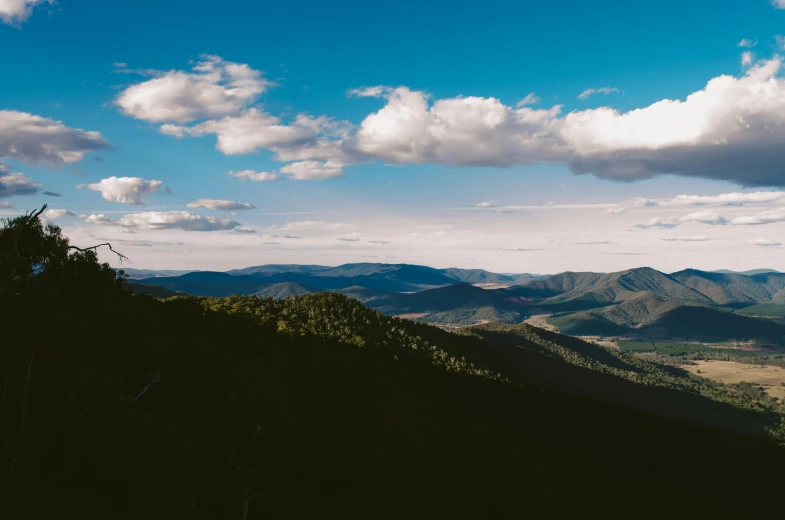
[605,207,625,214]
[0,110,108,165]
[187,199,256,210]
[578,87,621,100]
[750,238,782,247]
[741,52,754,67]
[117,211,240,232]
[115,55,271,124]
[655,191,785,206]
[573,240,615,245]
[0,170,40,198]
[43,208,76,219]
[87,177,163,205]
[337,237,360,242]
[0,0,50,25]
[347,86,393,98]
[776,35,785,51]
[499,247,538,252]
[730,210,785,225]
[661,236,711,242]
[679,210,728,225]
[228,170,280,182]
[79,213,118,226]
[279,160,344,180]
[476,201,496,208]
[738,38,757,48]
[516,93,540,107]
[351,58,785,186]
[773,0,785,9]
[636,210,727,229]
[234,226,257,233]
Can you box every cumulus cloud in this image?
[43,208,76,219]
[350,58,785,186]
[578,87,621,100]
[279,160,344,180]
[115,55,271,124]
[476,201,497,208]
[741,52,754,67]
[635,217,678,229]
[636,210,727,228]
[87,177,163,205]
[750,238,782,246]
[228,170,280,182]
[661,236,711,242]
[187,198,255,210]
[79,213,118,226]
[234,226,256,233]
[0,0,50,25]
[0,170,40,198]
[117,211,240,232]
[0,111,109,165]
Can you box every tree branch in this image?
[68,243,129,264]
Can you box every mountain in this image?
[712,268,781,276]
[549,292,785,341]
[126,282,178,298]
[366,283,530,324]
[253,281,314,299]
[670,269,785,305]
[120,268,199,279]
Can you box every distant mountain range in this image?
[129,262,785,342]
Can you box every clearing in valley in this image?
[683,360,785,400]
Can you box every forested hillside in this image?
[3,209,785,518]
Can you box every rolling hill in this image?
[253,281,314,299]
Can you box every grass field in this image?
[683,360,785,400]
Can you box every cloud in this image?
[117,211,240,231]
[79,213,118,226]
[0,0,50,25]
[234,226,257,233]
[635,217,678,229]
[605,207,625,215]
[228,170,280,182]
[347,86,393,98]
[679,210,728,225]
[573,240,615,245]
[368,240,392,244]
[578,87,621,100]
[43,208,76,219]
[279,160,345,180]
[773,0,785,9]
[603,251,645,255]
[632,197,658,207]
[115,55,272,124]
[337,237,360,242]
[661,236,711,242]
[738,38,757,48]
[730,210,785,225]
[0,110,109,165]
[87,177,163,205]
[516,93,540,107]
[499,247,538,251]
[42,190,61,197]
[476,201,497,208]
[741,52,754,67]
[350,59,785,186]
[655,191,785,206]
[0,170,40,198]
[187,199,256,210]
[750,238,782,247]
[0,201,11,208]
[776,35,785,51]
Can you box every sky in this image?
[2,0,785,274]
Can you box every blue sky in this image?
[2,0,785,273]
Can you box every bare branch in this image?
[68,243,129,264]
[26,204,47,221]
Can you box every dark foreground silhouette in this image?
[2,209,785,519]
